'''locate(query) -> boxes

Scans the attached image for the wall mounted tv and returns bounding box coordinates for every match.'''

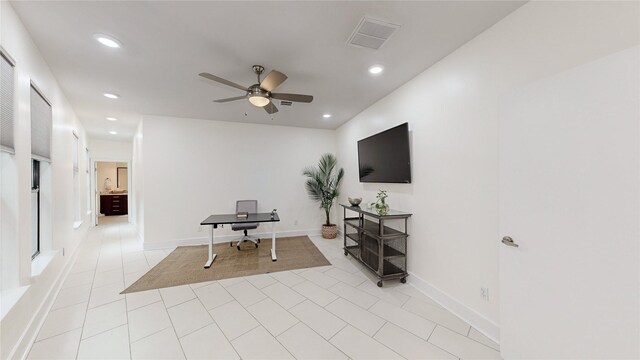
[358,123,411,183]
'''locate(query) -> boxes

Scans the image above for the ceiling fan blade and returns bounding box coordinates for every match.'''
[260,70,287,92]
[264,101,278,114]
[213,95,247,103]
[199,72,247,91]
[271,93,313,103]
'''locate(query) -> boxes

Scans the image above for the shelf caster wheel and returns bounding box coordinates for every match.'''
[236,245,241,251]
[400,277,406,284]
[344,250,348,256]
[377,281,383,288]
[255,243,259,248]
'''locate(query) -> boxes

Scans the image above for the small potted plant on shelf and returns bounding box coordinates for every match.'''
[371,189,390,215]
[303,153,344,239]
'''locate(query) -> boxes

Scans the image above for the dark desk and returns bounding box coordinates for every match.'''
[200,213,280,268]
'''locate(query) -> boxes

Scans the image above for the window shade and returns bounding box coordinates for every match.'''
[72,132,79,172]
[1,51,15,153]
[30,84,52,161]
[72,132,80,221]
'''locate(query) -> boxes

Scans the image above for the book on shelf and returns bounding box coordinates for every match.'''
[236,212,249,219]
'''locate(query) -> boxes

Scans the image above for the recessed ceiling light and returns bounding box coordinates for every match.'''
[106,117,117,121]
[94,34,121,48]
[368,65,384,75]
[109,131,118,135]
[322,114,332,118]
[103,93,119,99]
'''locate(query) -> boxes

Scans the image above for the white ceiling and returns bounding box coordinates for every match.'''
[11,1,525,140]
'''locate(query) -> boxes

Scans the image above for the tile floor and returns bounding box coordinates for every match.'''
[27,216,501,359]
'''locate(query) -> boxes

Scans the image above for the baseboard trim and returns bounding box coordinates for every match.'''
[9,236,84,359]
[408,271,500,344]
[142,229,322,251]
[136,230,144,247]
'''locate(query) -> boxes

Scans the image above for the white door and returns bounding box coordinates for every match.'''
[499,46,639,358]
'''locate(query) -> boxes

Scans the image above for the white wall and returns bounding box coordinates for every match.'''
[140,115,335,248]
[336,0,639,339]
[131,122,143,238]
[88,138,132,161]
[0,2,92,358]
[498,45,639,358]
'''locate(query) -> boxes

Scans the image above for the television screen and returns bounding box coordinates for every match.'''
[358,123,411,183]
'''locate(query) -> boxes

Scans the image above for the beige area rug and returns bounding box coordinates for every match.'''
[121,236,330,294]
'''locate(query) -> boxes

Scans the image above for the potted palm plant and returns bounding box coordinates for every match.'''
[303,153,345,239]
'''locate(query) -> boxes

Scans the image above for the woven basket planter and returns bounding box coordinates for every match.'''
[322,224,338,239]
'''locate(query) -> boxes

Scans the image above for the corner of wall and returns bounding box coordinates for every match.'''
[132,120,144,242]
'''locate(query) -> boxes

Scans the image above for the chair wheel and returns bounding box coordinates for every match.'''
[257,239,261,243]
[344,250,348,256]
[237,245,241,251]
[255,243,258,248]
[400,277,406,284]
[377,281,383,287]
[229,242,233,247]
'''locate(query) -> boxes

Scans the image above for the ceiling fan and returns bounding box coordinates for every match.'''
[199,65,313,114]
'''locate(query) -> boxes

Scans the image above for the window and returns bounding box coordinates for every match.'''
[73,132,80,223]
[32,159,40,258]
[1,47,15,154]
[30,83,50,258]
[30,83,52,162]
[86,148,91,213]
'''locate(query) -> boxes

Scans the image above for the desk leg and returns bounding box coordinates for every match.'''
[270,222,277,261]
[204,225,217,268]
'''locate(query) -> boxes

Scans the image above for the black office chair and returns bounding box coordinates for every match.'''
[231,200,260,250]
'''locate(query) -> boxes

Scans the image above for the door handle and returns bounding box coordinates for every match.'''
[501,236,519,247]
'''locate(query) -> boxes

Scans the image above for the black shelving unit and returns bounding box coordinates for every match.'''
[341,204,412,287]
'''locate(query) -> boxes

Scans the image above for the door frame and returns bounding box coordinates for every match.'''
[91,158,132,226]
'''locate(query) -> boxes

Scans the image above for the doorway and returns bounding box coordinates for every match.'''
[95,161,129,225]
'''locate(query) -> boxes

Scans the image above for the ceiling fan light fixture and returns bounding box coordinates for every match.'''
[248,95,270,107]
[248,86,270,107]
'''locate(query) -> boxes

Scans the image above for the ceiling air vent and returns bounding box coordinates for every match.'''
[347,16,401,50]
[280,100,293,106]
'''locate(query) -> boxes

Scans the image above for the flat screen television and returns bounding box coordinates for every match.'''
[358,123,411,183]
